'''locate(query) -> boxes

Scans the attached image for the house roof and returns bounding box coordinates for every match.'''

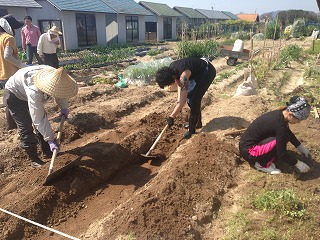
[101,0,152,15]
[237,14,259,22]
[221,11,238,20]
[195,9,230,20]
[46,0,116,13]
[139,1,182,17]
[0,0,41,8]
[173,6,207,19]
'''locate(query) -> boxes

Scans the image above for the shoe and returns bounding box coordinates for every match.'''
[31,158,45,168]
[183,114,199,139]
[254,162,281,175]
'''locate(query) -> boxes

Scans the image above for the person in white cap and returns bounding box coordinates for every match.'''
[3,65,78,167]
[239,96,312,175]
[37,26,62,68]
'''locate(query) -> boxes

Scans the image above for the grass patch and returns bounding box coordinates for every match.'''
[215,71,233,82]
[252,189,306,218]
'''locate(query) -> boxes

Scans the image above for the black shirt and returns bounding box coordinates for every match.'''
[240,109,301,165]
[169,57,208,83]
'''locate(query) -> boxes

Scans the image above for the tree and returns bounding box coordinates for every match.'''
[317,0,320,10]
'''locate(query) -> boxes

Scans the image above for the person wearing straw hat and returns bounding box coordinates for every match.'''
[37,26,62,68]
[239,96,312,175]
[0,14,27,130]
[4,65,78,167]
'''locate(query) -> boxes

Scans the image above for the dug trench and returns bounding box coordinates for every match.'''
[0,82,242,240]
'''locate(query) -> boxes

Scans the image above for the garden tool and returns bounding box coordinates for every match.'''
[43,115,65,185]
[141,124,168,158]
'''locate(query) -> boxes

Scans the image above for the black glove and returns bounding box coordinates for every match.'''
[166,116,174,128]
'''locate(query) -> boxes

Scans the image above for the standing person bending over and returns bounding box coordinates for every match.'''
[155,57,216,139]
[21,16,43,65]
[3,65,78,167]
[37,26,62,68]
[239,96,312,174]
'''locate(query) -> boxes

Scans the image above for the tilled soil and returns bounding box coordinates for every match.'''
[0,39,319,240]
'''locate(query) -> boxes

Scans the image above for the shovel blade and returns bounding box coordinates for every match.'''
[141,153,157,158]
[43,156,82,186]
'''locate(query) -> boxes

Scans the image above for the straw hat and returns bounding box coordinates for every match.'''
[34,67,78,99]
[49,25,62,35]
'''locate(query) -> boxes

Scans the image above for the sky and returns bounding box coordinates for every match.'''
[135,0,319,14]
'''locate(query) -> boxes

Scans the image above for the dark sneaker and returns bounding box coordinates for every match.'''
[31,158,46,168]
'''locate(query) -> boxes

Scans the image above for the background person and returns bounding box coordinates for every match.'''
[239,96,312,174]
[21,16,43,65]
[3,66,78,167]
[0,14,27,130]
[37,26,62,68]
[155,57,216,139]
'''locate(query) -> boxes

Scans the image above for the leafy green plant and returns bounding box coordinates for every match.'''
[215,71,233,82]
[177,39,219,59]
[252,189,306,218]
[291,19,306,38]
[265,19,280,40]
[147,49,162,56]
[274,44,303,69]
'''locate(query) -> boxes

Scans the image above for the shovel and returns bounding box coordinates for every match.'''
[141,124,168,158]
[43,115,70,185]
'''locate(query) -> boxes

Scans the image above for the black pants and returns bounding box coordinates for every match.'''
[44,53,59,68]
[26,44,43,65]
[188,63,216,115]
[6,91,50,152]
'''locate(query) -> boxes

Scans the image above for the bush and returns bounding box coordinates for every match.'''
[265,19,280,40]
[177,40,219,59]
[230,31,250,40]
[292,19,306,38]
[274,44,303,69]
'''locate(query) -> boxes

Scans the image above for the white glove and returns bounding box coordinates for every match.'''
[297,144,310,158]
[295,160,310,173]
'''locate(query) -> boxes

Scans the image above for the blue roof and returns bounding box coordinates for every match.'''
[139,1,182,17]
[102,0,152,15]
[196,9,230,20]
[1,0,41,8]
[47,0,116,13]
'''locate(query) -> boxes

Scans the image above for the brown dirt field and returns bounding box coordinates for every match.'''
[0,38,320,240]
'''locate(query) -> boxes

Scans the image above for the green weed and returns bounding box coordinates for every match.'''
[224,211,251,240]
[273,44,303,69]
[252,189,306,218]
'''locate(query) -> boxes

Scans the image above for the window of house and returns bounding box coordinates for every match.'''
[146,22,156,32]
[126,16,139,42]
[0,9,8,17]
[76,13,97,47]
[163,17,172,39]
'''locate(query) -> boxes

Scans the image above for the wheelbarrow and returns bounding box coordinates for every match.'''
[218,45,250,66]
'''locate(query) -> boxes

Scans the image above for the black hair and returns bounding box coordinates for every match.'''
[155,66,176,89]
[24,16,32,21]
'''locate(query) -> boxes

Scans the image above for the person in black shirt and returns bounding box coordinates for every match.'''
[239,96,312,174]
[155,57,216,138]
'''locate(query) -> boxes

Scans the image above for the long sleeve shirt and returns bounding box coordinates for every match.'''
[37,32,60,55]
[21,24,41,49]
[5,65,68,141]
[0,32,20,80]
[240,110,301,166]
